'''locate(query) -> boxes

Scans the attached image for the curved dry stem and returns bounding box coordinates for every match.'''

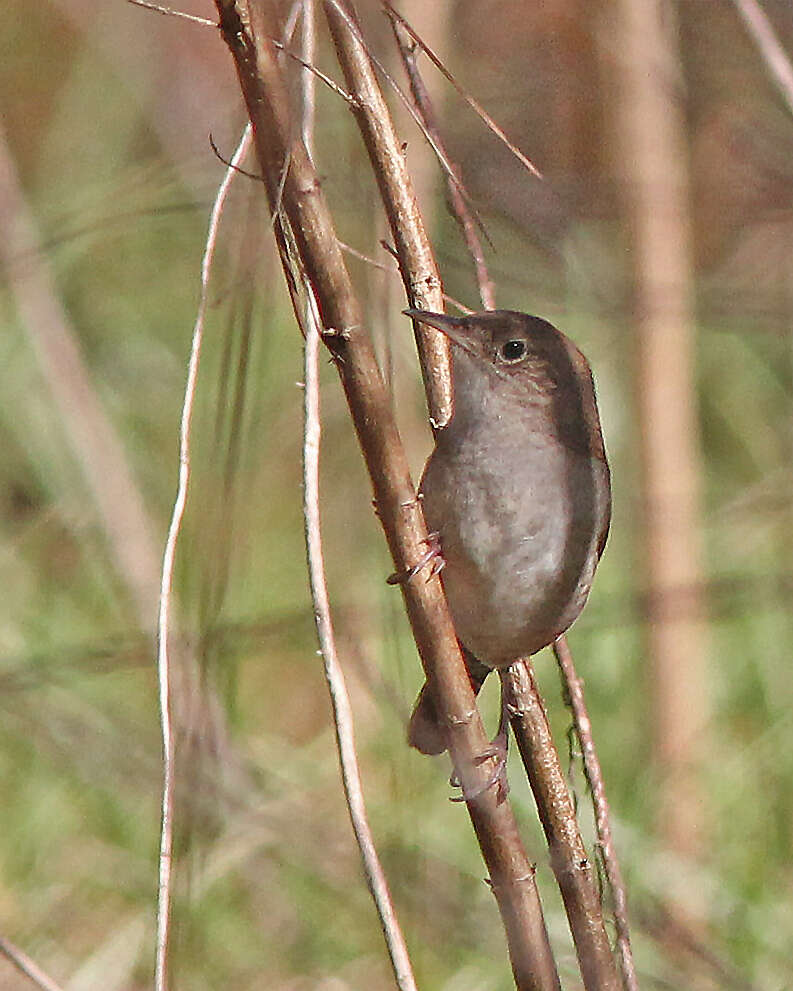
[302,290,418,991]
[154,123,253,991]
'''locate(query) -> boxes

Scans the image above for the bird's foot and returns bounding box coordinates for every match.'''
[386,532,445,585]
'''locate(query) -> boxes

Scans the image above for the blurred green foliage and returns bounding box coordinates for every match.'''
[1,2,793,989]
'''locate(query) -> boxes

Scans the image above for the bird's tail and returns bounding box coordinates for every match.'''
[407,645,491,755]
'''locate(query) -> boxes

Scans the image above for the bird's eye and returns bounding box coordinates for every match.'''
[500,339,526,362]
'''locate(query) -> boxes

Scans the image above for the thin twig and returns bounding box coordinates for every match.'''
[128,0,355,106]
[337,239,473,314]
[504,662,621,991]
[299,16,415,981]
[301,0,317,156]
[326,0,481,207]
[732,0,793,116]
[302,290,418,990]
[271,38,356,105]
[390,17,495,310]
[555,636,639,991]
[128,0,216,27]
[382,2,542,180]
[0,935,66,991]
[154,123,253,991]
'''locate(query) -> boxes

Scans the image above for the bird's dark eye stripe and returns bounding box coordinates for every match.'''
[501,339,526,362]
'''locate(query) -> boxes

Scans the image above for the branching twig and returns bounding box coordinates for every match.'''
[390,15,495,311]
[382,2,542,180]
[322,0,453,428]
[154,123,253,991]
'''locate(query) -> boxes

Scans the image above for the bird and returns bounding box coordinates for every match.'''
[402,308,611,763]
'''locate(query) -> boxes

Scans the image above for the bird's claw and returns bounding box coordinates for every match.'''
[386,532,445,585]
[449,729,510,804]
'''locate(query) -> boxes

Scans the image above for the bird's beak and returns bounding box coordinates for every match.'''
[403,309,477,356]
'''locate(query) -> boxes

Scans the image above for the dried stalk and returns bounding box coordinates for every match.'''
[555,637,638,991]
[612,0,708,887]
[321,0,453,429]
[302,291,418,990]
[215,1,560,986]
[0,123,161,631]
[299,7,416,986]
[390,15,495,311]
[732,0,793,116]
[505,662,621,991]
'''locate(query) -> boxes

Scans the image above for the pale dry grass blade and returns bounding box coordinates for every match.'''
[154,123,253,991]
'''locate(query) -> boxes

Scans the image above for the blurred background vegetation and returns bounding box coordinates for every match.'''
[2,0,793,988]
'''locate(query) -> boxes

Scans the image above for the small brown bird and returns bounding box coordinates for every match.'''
[404,309,611,758]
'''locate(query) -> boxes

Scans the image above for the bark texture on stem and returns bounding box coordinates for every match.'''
[215,1,560,986]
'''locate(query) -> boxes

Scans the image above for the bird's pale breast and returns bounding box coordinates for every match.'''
[421,431,607,667]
